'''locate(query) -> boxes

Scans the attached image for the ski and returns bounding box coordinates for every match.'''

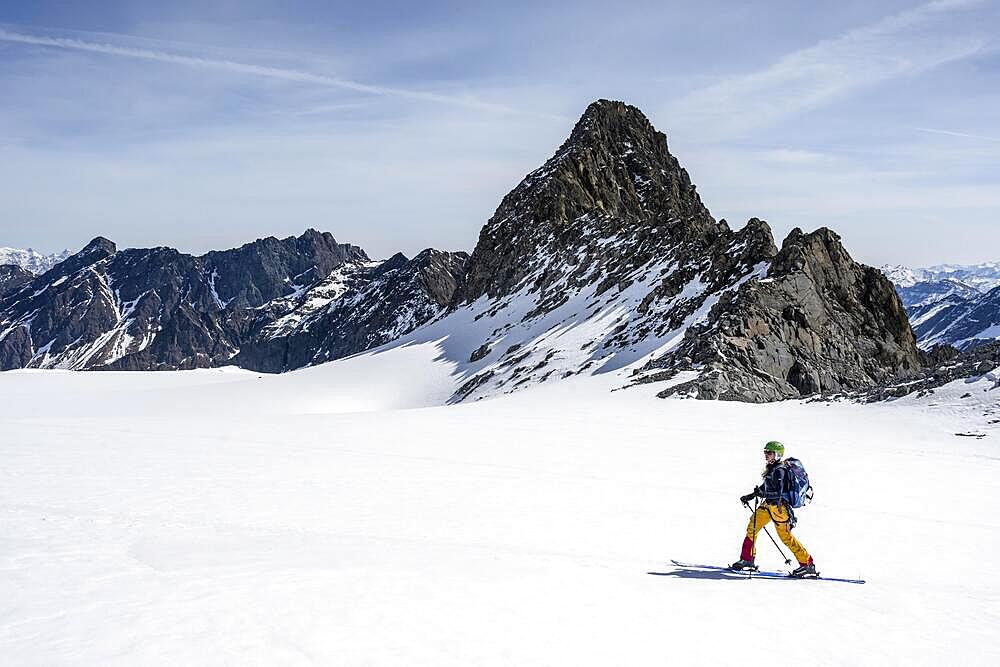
[669,560,866,585]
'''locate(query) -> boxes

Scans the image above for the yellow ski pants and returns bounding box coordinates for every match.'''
[743,503,812,566]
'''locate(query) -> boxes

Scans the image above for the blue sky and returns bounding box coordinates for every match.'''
[1,0,998,266]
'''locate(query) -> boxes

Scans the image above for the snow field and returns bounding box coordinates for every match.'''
[1,357,998,665]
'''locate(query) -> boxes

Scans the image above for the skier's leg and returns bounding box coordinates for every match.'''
[741,505,772,561]
[773,506,812,566]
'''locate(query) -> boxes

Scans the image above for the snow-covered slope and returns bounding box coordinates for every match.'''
[0,354,997,664]
[0,246,71,274]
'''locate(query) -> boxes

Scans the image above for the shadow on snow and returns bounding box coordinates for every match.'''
[647,567,795,582]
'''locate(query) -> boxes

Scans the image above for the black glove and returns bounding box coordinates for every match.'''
[740,493,755,505]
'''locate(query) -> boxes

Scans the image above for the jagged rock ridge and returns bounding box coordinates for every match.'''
[0,231,467,371]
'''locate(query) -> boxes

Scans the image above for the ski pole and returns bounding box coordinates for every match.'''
[749,497,758,579]
[761,525,792,566]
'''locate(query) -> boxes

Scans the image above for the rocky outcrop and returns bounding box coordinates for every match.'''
[638,228,922,401]
[858,341,1000,401]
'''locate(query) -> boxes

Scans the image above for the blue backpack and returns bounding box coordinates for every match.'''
[781,458,813,509]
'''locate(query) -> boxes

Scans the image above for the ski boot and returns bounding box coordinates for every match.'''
[729,559,758,572]
[790,563,818,578]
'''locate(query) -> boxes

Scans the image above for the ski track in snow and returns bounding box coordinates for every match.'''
[0,361,998,665]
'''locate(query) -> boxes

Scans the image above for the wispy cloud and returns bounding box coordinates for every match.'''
[913,126,1000,143]
[0,26,555,118]
[665,0,993,138]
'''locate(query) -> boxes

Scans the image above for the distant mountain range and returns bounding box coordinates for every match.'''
[0,100,948,403]
[881,263,1000,292]
[880,263,1000,350]
[0,247,71,275]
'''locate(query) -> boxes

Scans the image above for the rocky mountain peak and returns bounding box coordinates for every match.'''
[81,236,117,255]
[771,227,853,283]
[564,99,662,152]
[456,99,723,305]
[42,236,117,279]
[372,252,410,277]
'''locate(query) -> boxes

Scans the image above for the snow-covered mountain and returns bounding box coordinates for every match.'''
[0,246,71,274]
[367,100,920,403]
[1,100,922,402]
[894,278,981,309]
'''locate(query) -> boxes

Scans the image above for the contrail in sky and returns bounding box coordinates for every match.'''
[914,127,1000,143]
[0,26,551,118]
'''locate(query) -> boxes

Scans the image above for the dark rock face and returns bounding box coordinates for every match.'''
[639,227,922,401]
[0,265,33,296]
[234,249,469,372]
[202,228,367,309]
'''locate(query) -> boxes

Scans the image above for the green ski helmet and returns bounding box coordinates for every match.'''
[763,441,785,458]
